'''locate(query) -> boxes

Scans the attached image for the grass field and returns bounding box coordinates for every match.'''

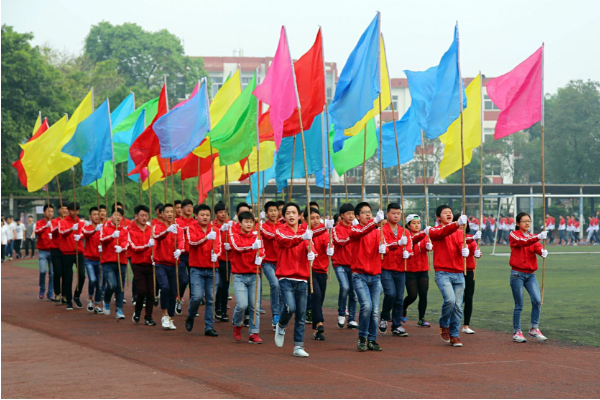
[11,246,600,346]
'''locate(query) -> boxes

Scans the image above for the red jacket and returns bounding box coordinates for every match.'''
[274,224,311,281]
[82,223,101,261]
[58,216,85,255]
[229,229,262,274]
[331,223,353,267]
[127,222,153,265]
[311,229,329,274]
[100,220,129,264]
[407,232,430,273]
[429,222,466,273]
[381,224,413,272]
[509,230,543,273]
[153,221,185,267]
[466,240,478,271]
[177,216,195,253]
[213,220,229,262]
[349,220,386,276]
[35,219,53,251]
[50,218,62,250]
[188,223,221,269]
[260,220,281,263]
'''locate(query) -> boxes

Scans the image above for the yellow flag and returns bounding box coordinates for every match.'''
[213,156,243,187]
[343,35,391,137]
[246,141,277,173]
[32,114,41,136]
[60,91,94,149]
[142,157,166,190]
[439,74,482,179]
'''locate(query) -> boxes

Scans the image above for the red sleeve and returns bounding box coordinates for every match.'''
[274,227,304,248]
[230,233,255,254]
[58,219,73,236]
[429,223,459,241]
[509,231,540,249]
[177,227,185,250]
[153,224,169,241]
[82,225,96,237]
[411,232,427,245]
[332,225,351,247]
[349,220,377,241]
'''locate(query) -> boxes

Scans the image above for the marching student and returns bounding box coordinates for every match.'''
[100,208,129,319]
[34,204,55,300]
[428,205,471,347]
[509,212,549,343]
[558,215,567,245]
[98,205,107,223]
[274,202,314,357]
[573,218,581,245]
[276,200,285,224]
[230,211,264,344]
[152,203,185,330]
[128,205,156,326]
[174,200,183,218]
[58,202,86,310]
[213,201,232,321]
[185,204,221,336]
[50,204,68,305]
[259,201,283,330]
[82,207,103,313]
[567,215,575,244]
[331,204,359,329]
[175,199,195,315]
[379,203,412,337]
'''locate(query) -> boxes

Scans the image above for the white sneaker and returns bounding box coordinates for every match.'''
[337,316,345,328]
[168,318,177,330]
[348,321,358,329]
[293,346,309,357]
[87,300,94,312]
[462,327,475,334]
[528,328,547,341]
[274,324,286,348]
[161,316,171,329]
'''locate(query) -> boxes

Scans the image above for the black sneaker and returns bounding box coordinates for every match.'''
[132,297,136,306]
[175,301,182,315]
[54,297,61,305]
[144,317,156,326]
[317,325,325,334]
[185,317,194,332]
[219,314,230,322]
[357,336,368,352]
[204,329,218,337]
[61,298,67,305]
[73,298,83,309]
[153,297,159,307]
[132,311,141,324]
[306,309,313,324]
[367,340,382,351]
[243,317,249,327]
[215,312,223,320]
[66,303,74,311]
[313,332,326,341]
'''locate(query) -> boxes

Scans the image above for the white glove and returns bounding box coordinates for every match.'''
[146,221,151,226]
[255,255,263,265]
[398,236,408,246]
[473,231,482,240]
[402,250,409,259]
[379,244,387,254]
[374,210,385,224]
[480,224,485,230]
[426,242,433,251]
[251,239,262,250]
[98,245,102,253]
[85,220,91,226]
[211,251,218,263]
[424,226,431,235]
[115,245,123,253]
[112,230,120,238]
[474,249,482,258]
[461,247,470,257]
[302,230,313,240]
[74,234,81,242]
[220,223,230,232]
[167,224,178,234]
[147,238,155,247]
[206,231,217,241]
[71,224,79,231]
[173,249,182,259]
[541,249,548,258]
[352,219,359,226]
[48,233,52,240]
[457,215,468,226]
[224,243,231,251]
[326,246,334,256]
[307,252,316,261]
[95,223,103,232]
[260,211,266,220]
[46,220,52,227]
[537,231,548,240]
[324,219,334,230]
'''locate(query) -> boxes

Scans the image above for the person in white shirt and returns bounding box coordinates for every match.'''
[4,217,15,260]
[14,219,26,259]
[1,220,9,262]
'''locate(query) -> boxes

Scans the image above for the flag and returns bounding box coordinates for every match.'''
[113,97,159,164]
[315,113,332,188]
[252,26,298,149]
[155,79,211,161]
[209,72,258,166]
[378,105,422,168]
[329,13,380,131]
[405,24,465,139]
[141,156,165,190]
[12,114,49,188]
[487,45,543,140]
[111,93,135,128]
[62,99,113,186]
[124,111,147,182]
[329,118,378,176]
[246,154,277,204]
[61,90,94,148]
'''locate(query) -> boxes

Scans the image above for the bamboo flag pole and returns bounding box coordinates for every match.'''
[209,144,217,317]
[70,165,80,293]
[148,168,156,301]
[288,135,297,203]
[95,180,103,285]
[138,179,142,204]
[170,159,180,301]
[343,173,349,203]
[383,168,390,205]
[325,105,334,284]
[56,176,63,214]
[361,124,367,203]
[377,14,384,260]
[420,130,433,272]
[253,90,261,326]
[457,22,467,276]
[107,99,124,292]
[121,164,126,209]
[540,44,547,305]
[224,164,230,282]
[475,72,485,281]
[104,178,107,206]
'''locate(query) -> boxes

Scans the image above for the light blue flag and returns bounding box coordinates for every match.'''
[246,155,277,204]
[404,25,466,139]
[315,113,332,188]
[376,105,422,168]
[125,111,146,183]
[111,93,135,128]
[155,79,210,161]
[62,100,113,186]
[329,13,380,131]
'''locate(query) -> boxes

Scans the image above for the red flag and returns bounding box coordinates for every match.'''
[129,84,168,175]
[12,118,49,188]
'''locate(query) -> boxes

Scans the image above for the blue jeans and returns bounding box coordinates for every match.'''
[352,273,383,341]
[232,273,261,334]
[559,230,566,244]
[38,250,54,296]
[334,265,357,322]
[262,263,283,316]
[6,241,14,258]
[102,263,126,311]
[188,267,219,331]
[85,259,102,304]
[278,279,308,347]
[435,271,465,338]
[155,264,177,317]
[510,270,541,333]
[380,269,405,329]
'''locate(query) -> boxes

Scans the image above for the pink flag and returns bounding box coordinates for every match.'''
[487,45,543,140]
[253,26,299,149]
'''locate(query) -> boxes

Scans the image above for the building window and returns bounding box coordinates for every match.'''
[484,94,500,111]
[241,77,252,90]
[210,77,223,98]
[385,95,398,111]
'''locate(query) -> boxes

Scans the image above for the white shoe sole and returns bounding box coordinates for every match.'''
[293,352,309,357]
[462,329,475,334]
[529,334,547,341]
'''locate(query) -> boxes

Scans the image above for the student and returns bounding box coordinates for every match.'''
[185,204,221,336]
[259,201,283,330]
[4,216,15,260]
[276,200,285,224]
[558,215,567,245]
[331,204,359,329]
[153,203,185,330]
[153,203,164,226]
[402,214,432,327]
[25,215,36,258]
[567,216,575,244]
[82,207,103,313]
[379,203,412,337]
[50,204,68,304]
[213,201,232,321]
[128,205,156,326]
[509,212,548,342]
[174,200,183,218]
[428,205,470,347]
[13,219,26,259]
[175,199,195,315]
[573,218,581,245]
[1,220,7,262]
[274,203,314,357]
[98,205,108,223]
[100,208,129,319]
[35,205,55,300]
[58,202,86,310]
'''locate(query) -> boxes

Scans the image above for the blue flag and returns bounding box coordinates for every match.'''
[111,93,135,127]
[377,105,422,168]
[329,13,380,131]
[155,79,210,161]
[246,155,277,204]
[404,25,465,139]
[62,100,113,186]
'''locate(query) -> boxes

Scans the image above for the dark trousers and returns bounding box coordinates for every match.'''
[132,264,155,318]
[403,271,429,320]
[62,253,85,303]
[1,244,5,260]
[215,260,231,314]
[14,239,22,258]
[310,272,327,329]
[178,254,190,300]
[463,270,475,326]
[25,238,36,257]
[156,264,177,317]
[51,249,64,297]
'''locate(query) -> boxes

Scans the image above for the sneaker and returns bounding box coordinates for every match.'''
[378,319,388,334]
[293,346,309,357]
[440,327,450,343]
[367,340,382,351]
[94,306,103,314]
[161,316,171,329]
[417,319,431,327]
[154,297,159,307]
[313,332,326,341]
[392,326,409,337]
[249,334,263,344]
[73,298,83,309]
[357,336,368,352]
[450,337,463,347]
[347,321,358,329]
[205,329,218,337]
[259,308,266,314]
[132,297,136,306]
[233,326,242,341]
[528,328,547,341]
[168,318,177,330]
[271,314,280,331]
[513,331,527,343]
[66,303,73,311]
[61,297,67,305]
[337,316,345,329]
[215,312,223,320]
[219,314,230,322]
[132,312,140,324]
[345,308,349,316]
[123,298,126,304]
[103,302,111,316]
[400,315,408,323]
[305,309,313,324]
[87,300,94,312]
[144,317,157,326]
[243,317,250,327]
[116,310,125,320]
[227,296,232,300]
[47,294,54,301]
[274,324,286,348]
[175,300,183,315]
[185,317,194,332]
[462,327,475,334]
[38,289,45,300]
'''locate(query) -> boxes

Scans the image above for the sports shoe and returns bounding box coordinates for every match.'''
[62,297,68,305]
[305,309,313,324]
[348,321,358,329]
[367,340,382,351]
[132,297,136,306]
[462,327,475,334]
[259,308,266,314]
[161,316,171,329]
[47,294,54,301]
[417,319,431,327]
[205,329,218,337]
[227,296,232,300]
[144,317,156,326]
[513,331,527,343]
[243,316,250,327]
[357,336,368,352]
[249,334,263,344]
[73,298,83,308]
[103,302,111,316]
[440,327,450,343]
[400,314,408,323]
[274,324,286,348]
[313,332,326,341]
[271,314,280,331]
[116,310,125,320]
[233,326,242,341]
[38,290,45,300]
[219,314,230,322]
[168,318,177,330]
[154,297,159,307]
[123,298,126,304]
[185,317,194,332]
[66,303,73,311]
[337,316,345,329]
[87,300,94,312]
[450,337,463,347]
[345,308,349,316]
[132,311,140,324]
[528,328,547,341]
[378,319,388,334]
[54,296,62,305]
[94,306,103,314]
[392,326,409,337]
[293,346,309,357]
[175,300,183,315]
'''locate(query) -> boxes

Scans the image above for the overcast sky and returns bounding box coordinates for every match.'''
[3,0,599,93]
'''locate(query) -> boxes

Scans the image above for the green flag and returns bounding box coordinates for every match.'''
[330,118,377,176]
[208,72,257,166]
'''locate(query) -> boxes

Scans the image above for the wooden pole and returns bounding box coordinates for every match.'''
[148,170,156,301]
[56,176,63,212]
[420,130,433,272]
[106,100,123,292]
[288,135,296,203]
[297,108,314,294]
[361,124,367,203]
[209,145,217,318]
[138,179,142,205]
[383,168,390,205]
[253,99,261,326]
[121,163,126,210]
[71,167,80,293]
[323,106,333,283]
[169,159,180,302]
[378,95,384,260]
[343,173,349,203]
[475,73,484,281]
[457,22,467,275]
[95,180,103,286]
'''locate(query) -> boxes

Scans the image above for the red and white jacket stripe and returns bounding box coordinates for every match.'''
[152,221,185,267]
[509,230,543,273]
[82,223,101,261]
[99,220,129,264]
[381,224,413,272]
[331,223,353,267]
[428,222,466,273]
[187,223,221,269]
[229,229,263,274]
[34,219,53,251]
[349,220,385,275]
[260,221,281,263]
[127,222,153,265]
[58,216,85,255]
[274,224,312,281]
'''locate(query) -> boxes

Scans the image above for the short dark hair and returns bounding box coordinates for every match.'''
[238,211,255,223]
[309,201,319,208]
[304,207,320,220]
[387,202,401,212]
[236,202,250,214]
[436,205,452,217]
[163,203,174,210]
[67,202,80,211]
[264,201,278,213]
[99,204,107,210]
[89,207,98,215]
[275,200,285,208]
[214,201,226,213]
[155,203,164,212]
[282,202,301,216]
[174,200,182,206]
[516,212,530,224]
[194,204,211,215]
[134,205,150,215]
[113,208,124,216]
[354,202,371,216]
[43,204,54,212]
[333,213,339,222]
[339,203,354,215]
[181,199,193,207]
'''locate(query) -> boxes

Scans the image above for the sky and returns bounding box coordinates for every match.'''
[2,0,599,93]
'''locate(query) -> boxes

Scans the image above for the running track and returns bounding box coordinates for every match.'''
[2,261,599,398]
